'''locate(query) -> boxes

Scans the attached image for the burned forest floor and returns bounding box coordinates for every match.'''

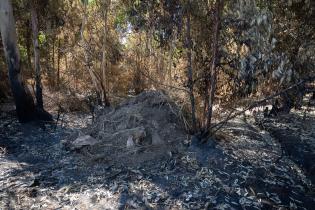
[0,91,315,210]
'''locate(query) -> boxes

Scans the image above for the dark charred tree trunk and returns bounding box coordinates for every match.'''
[186,12,197,133]
[0,0,36,122]
[205,0,223,134]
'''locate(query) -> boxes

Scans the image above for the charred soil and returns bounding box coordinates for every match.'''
[0,91,314,209]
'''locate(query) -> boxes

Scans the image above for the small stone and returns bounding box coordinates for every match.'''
[152,131,164,145]
[71,135,99,150]
[127,136,135,148]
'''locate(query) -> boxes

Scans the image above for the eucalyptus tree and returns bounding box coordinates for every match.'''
[30,0,44,110]
[0,0,52,122]
[0,0,36,122]
[219,0,315,110]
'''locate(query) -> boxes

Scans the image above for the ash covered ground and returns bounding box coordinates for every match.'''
[0,91,314,209]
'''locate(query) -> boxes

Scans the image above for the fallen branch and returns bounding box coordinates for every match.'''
[209,78,313,133]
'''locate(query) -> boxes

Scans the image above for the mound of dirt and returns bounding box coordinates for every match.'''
[65,90,187,167]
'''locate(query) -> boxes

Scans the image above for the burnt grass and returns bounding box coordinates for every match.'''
[261,114,315,185]
[0,109,315,209]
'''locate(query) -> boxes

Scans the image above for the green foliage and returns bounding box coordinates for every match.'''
[18,44,28,63]
[81,0,88,5]
[5,0,313,110]
[114,7,128,31]
[80,0,96,6]
[38,31,46,46]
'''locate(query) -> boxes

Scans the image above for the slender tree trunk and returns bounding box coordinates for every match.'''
[65,53,68,71]
[45,40,53,89]
[101,0,110,106]
[30,2,44,109]
[0,0,36,122]
[186,12,197,133]
[168,34,175,86]
[25,20,33,75]
[203,76,210,127]
[205,0,224,133]
[57,38,61,89]
[52,35,56,88]
[80,2,102,104]
[134,43,142,94]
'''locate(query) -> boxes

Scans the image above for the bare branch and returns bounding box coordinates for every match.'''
[210,78,313,132]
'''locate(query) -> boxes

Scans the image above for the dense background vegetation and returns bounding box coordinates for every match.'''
[0,0,314,131]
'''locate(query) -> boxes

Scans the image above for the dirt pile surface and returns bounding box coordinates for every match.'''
[65,90,187,166]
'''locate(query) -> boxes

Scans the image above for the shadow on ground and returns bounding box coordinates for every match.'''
[1,110,315,209]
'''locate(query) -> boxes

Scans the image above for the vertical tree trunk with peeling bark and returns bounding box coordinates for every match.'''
[30,2,43,109]
[186,12,197,133]
[0,0,36,122]
[205,0,224,133]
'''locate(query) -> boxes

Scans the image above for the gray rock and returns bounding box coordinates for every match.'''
[126,136,135,148]
[113,126,146,144]
[71,135,99,150]
[152,131,164,145]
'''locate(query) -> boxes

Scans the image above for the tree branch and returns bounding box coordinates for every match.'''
[210,78,314,132]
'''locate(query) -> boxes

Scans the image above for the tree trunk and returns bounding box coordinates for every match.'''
[186,12,197,133]
[205,0,224,133]
[65,53,68,72]
[134,43,142,94]
[80,2,102,104]
[30,2,43,109]
[57,38,61,89]
[25,20,33,76]
[168,34,175,86]
[100,0,110,106]
[0,0,36,122]
[52,35,56,88]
